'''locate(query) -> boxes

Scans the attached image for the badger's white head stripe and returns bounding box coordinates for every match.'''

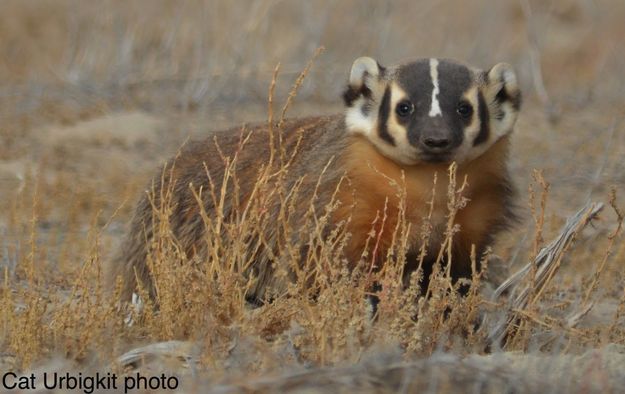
[428,58,442,118]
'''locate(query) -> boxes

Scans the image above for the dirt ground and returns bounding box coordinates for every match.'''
[1,1,625,392]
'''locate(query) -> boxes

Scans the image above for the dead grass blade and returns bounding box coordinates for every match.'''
[485,200,604,347]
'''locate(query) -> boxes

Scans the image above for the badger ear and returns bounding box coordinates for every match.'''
[485,63,521,111]
[344,57,385,106]
[349,57,381,88]
[483,63,522,138]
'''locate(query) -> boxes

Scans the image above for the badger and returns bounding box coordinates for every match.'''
[108,56,521,305]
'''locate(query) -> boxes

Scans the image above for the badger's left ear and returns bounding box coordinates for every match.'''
[484,63,522,136]
[484,63,521,112]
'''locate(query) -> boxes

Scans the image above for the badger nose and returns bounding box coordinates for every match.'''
[423,136,451,149]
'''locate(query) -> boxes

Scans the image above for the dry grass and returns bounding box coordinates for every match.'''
[1,1,625,392]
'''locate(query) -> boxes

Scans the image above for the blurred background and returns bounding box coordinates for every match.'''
[2,0,624,102]
[1,0,624,283]
[1,1,623,159]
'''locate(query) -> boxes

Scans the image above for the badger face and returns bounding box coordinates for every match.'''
[343,57,521,165]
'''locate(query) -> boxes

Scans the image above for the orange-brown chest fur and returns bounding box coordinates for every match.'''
[335,135,511,270]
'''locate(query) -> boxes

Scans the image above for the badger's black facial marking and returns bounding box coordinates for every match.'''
[377,85,395,145]
[395,59,473,153]
[436,60,472,119]
[474,91,490,146]
[395,61,433,118]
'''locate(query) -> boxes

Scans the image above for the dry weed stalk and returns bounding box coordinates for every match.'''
[485,200,604,348]
[581,188,623,307]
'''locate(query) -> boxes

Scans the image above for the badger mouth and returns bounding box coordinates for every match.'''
[417,150,455,164]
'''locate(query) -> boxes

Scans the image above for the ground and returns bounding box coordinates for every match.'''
[1,1,625,392]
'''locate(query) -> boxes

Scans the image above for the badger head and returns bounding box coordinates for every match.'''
[343,57,521,165]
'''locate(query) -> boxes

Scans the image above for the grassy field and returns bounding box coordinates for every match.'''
[1,0,625,392]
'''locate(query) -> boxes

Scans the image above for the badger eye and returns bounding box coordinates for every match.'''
[456,101,473,118]
[395,100,414,117]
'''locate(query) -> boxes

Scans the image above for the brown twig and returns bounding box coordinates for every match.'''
[485,200,604,347]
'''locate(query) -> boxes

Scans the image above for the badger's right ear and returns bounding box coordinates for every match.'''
[343,57,385,107]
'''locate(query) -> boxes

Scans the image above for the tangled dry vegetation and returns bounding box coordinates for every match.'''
[2,1,625,392]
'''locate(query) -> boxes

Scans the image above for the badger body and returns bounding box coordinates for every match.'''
[109,57,521,303]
